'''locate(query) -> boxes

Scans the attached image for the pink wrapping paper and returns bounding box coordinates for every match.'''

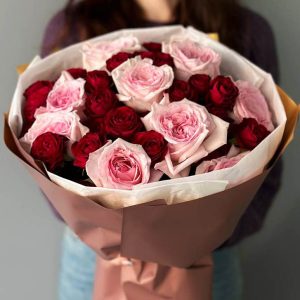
[4,87,299,299]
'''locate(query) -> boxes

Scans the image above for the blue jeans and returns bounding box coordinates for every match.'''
[58,227,243,300]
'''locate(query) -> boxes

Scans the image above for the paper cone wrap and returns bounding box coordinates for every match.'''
[4,26,299,299]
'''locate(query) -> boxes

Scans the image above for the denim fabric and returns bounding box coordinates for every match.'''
[59,227,242,300]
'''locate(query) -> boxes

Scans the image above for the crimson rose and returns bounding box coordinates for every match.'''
[231,118,270,150]
[66,68,87,79]
[106,52,133,72]
[85,88,118,118]
[207,105,232,123]
[85,70,111,94]
[188,74,211,102]
[87,117,106,137]
[138,51,174,67]
[132,130,168,165]
[142,42,162,52]
[207,76,239,110]
[168,80,189,102]
[105,106,143,140]
[30,132,65,171]
[71,132,104,168]
[23,80,54,123]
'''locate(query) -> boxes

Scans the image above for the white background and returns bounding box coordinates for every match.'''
[0,0,299,299]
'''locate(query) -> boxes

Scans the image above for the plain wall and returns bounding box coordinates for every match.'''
[0,1,299,299]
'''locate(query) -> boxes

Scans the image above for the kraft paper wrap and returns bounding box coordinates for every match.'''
[4,86,299,300]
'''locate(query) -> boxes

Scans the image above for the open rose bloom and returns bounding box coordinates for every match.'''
[5,26,299,300]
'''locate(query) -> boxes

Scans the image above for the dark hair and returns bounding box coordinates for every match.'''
[60,0,243,52]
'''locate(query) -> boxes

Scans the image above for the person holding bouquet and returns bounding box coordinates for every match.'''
[41,0,282,299]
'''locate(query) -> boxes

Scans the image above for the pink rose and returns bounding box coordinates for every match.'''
[233,81,274,131]
[82,36,141,71]
[86,139,151,190]
[196,149,249,174]
[21,111,89,148]
[36,71,85,115]
[112,57,174,112]
[142,96,229,177]
[163,36,221,81]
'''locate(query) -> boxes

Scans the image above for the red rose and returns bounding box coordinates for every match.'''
[231,118,270,150]
[168,80,189,102]
[188,74,211,102]
[207,76,239,110]
[85,70,111,94]
[105,106,143,140]
[202,144,231,161]
[132,130,168,165]
[106,52,133,72]
[85,88,118,118]
[66,68,87,79]
[30,132,65,171]
[152,52,174,67]
[207,105,232,123]
[87,117,106,137]
[142,42,162,52]
[23,81,54,123]
[138,51,155,60]
[71,133,104,168]
[137,51,174,67]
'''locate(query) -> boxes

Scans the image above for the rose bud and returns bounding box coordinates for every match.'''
[207,76,239,110]
[105,106,143,140]
[30,132,65,171]
[23,80,54,124]
[132,130,168,165]
[188,74,211,102]
[85,88,118,118]
[231,118,270,150]
[142,42,162,52]
[66,68,87,79]
[71,132,104,169]
[85,70,111,94]
[106,52,133,72]
[168,80,189,102]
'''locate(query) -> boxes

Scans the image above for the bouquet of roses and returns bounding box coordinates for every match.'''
[5,26,299,300]
[15,29,284,208]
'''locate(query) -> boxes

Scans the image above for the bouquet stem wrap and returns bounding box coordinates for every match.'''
[93,255,213,300]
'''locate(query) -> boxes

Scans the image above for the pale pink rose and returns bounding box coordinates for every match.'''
[142,97,229,178]
[112,57,174,112]
[86,139,151,190]
[233,80,274,131]
[35,71,85,115]
[162,36,221,81]
[82,35,141,71]
[196,150,249,174]
[21,111,89,148]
